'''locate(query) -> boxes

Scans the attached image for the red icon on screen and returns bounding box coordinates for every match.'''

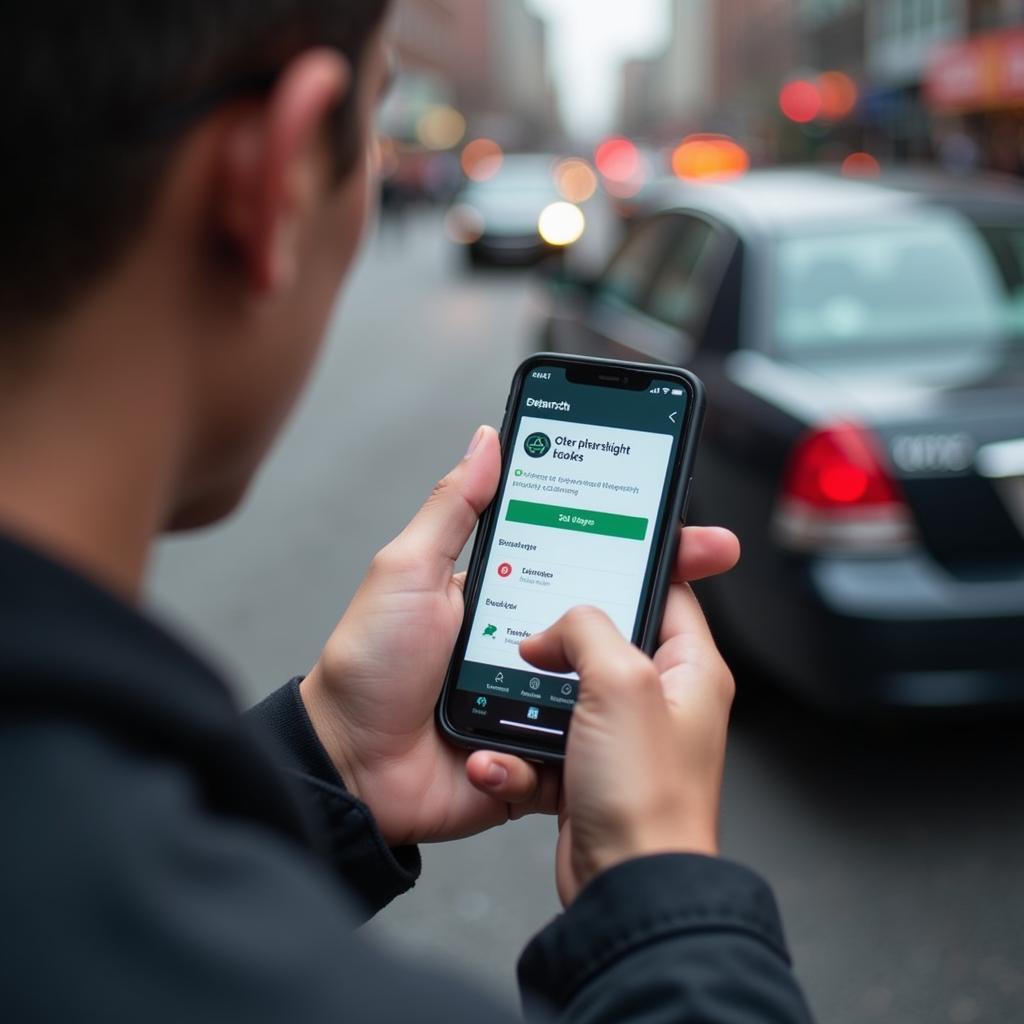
[497,562,513,578]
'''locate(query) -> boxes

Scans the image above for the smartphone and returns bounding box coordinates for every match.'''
[437,353,706,762]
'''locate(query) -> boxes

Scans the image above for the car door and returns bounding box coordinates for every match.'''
[543,213,675,360]
[563,212,734,368]
[639,214,730,366]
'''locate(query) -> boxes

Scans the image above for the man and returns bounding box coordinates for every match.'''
[1,3,815,1022]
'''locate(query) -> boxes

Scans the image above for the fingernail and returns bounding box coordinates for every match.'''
[485,763,508,787]
[464,425,486,460]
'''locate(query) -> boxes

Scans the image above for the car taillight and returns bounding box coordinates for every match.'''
[774,423,915,553]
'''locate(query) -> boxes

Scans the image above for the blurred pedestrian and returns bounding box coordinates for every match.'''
[0,3,814,1022]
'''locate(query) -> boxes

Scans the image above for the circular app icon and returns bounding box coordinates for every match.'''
[497,562,513,578]
[523,432,551,458]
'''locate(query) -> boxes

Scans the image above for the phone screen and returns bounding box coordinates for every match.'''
[444,360,692,753]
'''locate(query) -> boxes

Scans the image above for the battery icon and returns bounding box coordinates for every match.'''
[671,388,684,396]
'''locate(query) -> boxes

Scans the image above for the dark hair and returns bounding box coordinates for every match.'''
[0,1,390,330]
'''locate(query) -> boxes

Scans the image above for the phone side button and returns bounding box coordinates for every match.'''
[680,477,694,523]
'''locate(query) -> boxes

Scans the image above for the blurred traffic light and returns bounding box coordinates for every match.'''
[818,71,859,121]
[779,80,822,124]
[672,135,749,183]
[780,72,858,125]
[594,137,640,182]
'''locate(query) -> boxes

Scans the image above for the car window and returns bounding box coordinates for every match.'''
[773,214,1006,353]
[977,224,1024,333]
[645,217,716,329]
[596,217,675,311]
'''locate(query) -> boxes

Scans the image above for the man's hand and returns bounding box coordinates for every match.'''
[518,587,735,906]
[301,425,740,849]
[301,426,557,846]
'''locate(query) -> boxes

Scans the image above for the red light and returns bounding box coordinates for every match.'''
[779,80,822,124]
[842,152,881,178]
[819,464,870,504]
[818,71,859,120]
[783,424,903,510]
[594,137,640,182]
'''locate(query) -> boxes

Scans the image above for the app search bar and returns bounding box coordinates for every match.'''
[506,499,648,541]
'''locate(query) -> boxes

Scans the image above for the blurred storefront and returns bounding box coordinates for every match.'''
[926,19,1024,174]
[863,0,966,164]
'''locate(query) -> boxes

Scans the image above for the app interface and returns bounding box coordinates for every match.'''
[453,366,688,739]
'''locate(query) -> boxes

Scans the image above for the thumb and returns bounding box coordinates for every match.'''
[521,606,660,711]
[384,426,501,588]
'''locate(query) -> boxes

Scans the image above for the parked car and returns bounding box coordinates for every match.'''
[446,154,584,267]
[540,168,1024,708]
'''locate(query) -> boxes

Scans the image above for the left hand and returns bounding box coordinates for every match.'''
[301,425,740,848]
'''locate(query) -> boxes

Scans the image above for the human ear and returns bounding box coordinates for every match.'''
[217,48,351,296]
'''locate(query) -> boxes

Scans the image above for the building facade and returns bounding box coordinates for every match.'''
[382,0,559,148]
[712,0,798,161]
[799,0,867,74]
[861,0,967,161]
[380,0,460,143]
[617,0,715,140]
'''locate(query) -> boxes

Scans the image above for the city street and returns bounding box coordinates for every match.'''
[148,212,1024,1024]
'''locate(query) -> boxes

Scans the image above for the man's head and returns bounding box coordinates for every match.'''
[1,2,392,529]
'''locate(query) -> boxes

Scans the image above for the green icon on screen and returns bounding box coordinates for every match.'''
[482,624,498,638]
[524,432,551,458]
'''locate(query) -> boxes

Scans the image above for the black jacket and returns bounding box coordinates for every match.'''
[0,533,815,1022]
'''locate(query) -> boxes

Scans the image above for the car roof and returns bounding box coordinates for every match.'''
[645,167,1024,238]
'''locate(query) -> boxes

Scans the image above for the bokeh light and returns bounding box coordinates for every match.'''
[538,202,586,247]
[416,106,466,151]
[779,80,822,124]
[818,71,859,121]
[672,134,750,183]
[461,138,504,181]
[842,152,882,178]
[443,203,486,244]
[554,158,598,203]
[594,137,640,182]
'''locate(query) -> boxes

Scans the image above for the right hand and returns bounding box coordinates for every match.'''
[519,581,736,907]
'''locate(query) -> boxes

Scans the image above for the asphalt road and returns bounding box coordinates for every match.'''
[148,210,1024,1024]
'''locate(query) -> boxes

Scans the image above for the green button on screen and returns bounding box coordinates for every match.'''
[506,499,648,541]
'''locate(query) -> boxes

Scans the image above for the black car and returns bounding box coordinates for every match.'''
[540,168,1024,708]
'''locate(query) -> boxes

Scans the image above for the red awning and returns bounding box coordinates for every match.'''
[925,28,1024,113]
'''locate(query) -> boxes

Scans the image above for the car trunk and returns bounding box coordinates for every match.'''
[793,345,1024,575]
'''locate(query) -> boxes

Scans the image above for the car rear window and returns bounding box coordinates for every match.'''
[773,215,1009,354]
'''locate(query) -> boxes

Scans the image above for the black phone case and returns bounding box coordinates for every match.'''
[436,352,707,762]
